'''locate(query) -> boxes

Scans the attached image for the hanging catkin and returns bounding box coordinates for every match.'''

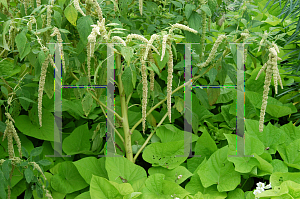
[92,0,103,21]
[74,0,86,16]
[149,51,155,91]
[141,58,147,134]
[200,12,206,61]
[167,41,173,123]
[198,34,226,68]
[139,0,143,15]
[38,49,51,127]
[50,27,66,73]
[86,0,92,15]
[255,47,283,132]
[36,0,41,7]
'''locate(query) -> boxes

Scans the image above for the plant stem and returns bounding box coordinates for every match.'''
[133,111,168,163]
[116,54,133,162]
[86,89,123,121]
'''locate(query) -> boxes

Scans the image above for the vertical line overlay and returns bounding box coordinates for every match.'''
[176,43,201,158]
[46,43,70,157]
[99,43,122,157]
[228,43,254,158]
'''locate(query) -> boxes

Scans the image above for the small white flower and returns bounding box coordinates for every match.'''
[177,175,182,179]
[256,182,265,189]
[265,183,272,189]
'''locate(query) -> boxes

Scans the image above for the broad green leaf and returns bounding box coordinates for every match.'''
[24,168,34,183]
[207,87,220,106]
[156,124,198,143]
[38,50,46,66]
[121,67,133,97]
[200,5,212,17]
[82,92,93,116]
[142,140,188,169]
[194,130,218,158]
[149,62,161,78]
[255,180,300,198]
[271,159,288,173]
[30,146,43,157]
[19,43,31,61]
[0,0,7,9]
[188,12,202,31]
[105,156,147,184]
[1,86,8,97]
[141,173,190,199]
[227,188,244,199]
[74,191,91,199]
[280,122,300,145]
[15,108,55,141]
[121,46,134,64]
[77,16,93,45]
[152,51,169,70]
[277,139,300,170]
[175,96,184,113]
[225,134,260,173]
[198,146,241,192]
[0,59,14,78]
[109,181,134,196]
[73,157,108,184]
[246,91,297,118]
[62,123,91,155]
[15,31,27,55]
[208,68,218,85]
[270,172,300,188]
[51,161,88,194]
[129,64,137,88]
[54,10,62,28]
[185,4,195,19]
[64,5,78,26]
[44,65,54,99]
[90,175,122,199]
[148,166,192,185]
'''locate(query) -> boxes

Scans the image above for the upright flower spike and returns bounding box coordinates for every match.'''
[141,58,148,134]
[38,49,51,127]
[74,0,86,16]
[167,41,173,123]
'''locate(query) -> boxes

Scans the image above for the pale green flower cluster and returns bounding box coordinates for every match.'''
[38,51,51,127]
[50,27,66,73]
[74,0,86,16]
[197,34,227,68]
[256,47,283,132]
[2,119,22,159]
[167,41,173,123]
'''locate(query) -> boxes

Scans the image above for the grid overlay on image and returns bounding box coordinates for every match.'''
[47,42,254,158]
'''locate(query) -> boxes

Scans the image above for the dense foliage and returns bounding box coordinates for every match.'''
[0,0,299,198]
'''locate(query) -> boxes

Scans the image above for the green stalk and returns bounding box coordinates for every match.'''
[116,54,133,162]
